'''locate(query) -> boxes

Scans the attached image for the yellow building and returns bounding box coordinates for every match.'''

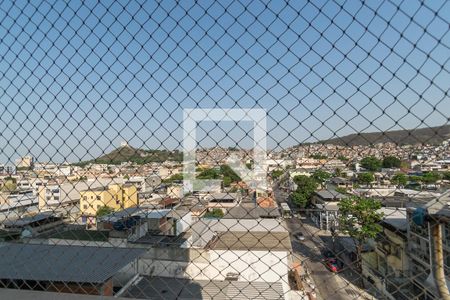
[80,184,138,223]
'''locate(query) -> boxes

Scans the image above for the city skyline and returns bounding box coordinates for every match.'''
[0,0,449,163]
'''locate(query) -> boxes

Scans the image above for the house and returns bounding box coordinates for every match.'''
[167,184,184,199]
[310,189,346,231]
[329,177,353,190]
[38,178,125,210]
[97,207,192,243]
[3,211,63,238]
[80,183,138,225]
[257,196,277,208]
[206,192,241,211]
[187,218,292,295]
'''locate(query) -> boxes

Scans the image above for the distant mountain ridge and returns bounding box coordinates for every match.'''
[75,145,183,166]
[73,125,450,166]
[321,125,450,146]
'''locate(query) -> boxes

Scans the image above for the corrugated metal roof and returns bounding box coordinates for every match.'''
[3,211,56,227]
[123,276,284,300]
[0,243,144,283]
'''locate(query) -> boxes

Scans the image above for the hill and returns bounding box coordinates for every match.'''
[74,145,183,166]
[321,125,450,146]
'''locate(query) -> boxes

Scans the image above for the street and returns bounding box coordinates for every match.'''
[273,186,373,300]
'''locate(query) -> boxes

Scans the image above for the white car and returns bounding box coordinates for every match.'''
[294,232,305,241]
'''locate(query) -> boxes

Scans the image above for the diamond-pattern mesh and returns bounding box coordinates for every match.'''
[0,0,449,299]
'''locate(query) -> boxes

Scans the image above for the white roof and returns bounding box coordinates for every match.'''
[190,218,288,248]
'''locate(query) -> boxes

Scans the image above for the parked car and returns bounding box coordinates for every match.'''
[324,258,341,272]
[294,232,305,241]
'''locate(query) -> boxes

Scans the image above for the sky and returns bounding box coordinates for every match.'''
[0,0,449,164]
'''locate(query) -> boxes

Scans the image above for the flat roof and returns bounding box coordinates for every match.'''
[123,276,284,300]
[0,243,144,283]
[132,232,190,247]
[223,206,280,219]
[191,218,288,248]
[99,207,172,222]
[210,231,291,251]
[379,207,408,231]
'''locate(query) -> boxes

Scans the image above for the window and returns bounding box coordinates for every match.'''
[83,204,87,209]
[96,195,101,200]
[83,196,87,201]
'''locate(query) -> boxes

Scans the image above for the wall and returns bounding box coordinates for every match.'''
[137,249,289,295]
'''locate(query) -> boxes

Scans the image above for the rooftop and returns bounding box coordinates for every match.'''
[210,231,291,251]
[40,229,110,242]
[315,189,346,201]
[191,218,288,248]
[379,207,408,232]
[223,205,280,219]
[0,243,144,283]
[3,211,60,227]
[123,276,284,300]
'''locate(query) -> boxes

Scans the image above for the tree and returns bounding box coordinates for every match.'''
[422,172,441,184]
[204,208,224,218]
[443,171,450,181]
[338,196,383,271]
[334,167,343,177]
[337,155,349,162]
[1,181,16,192]
[311,169,332,184]
[222,176,232,187]
[409,175,422,183]
[290,175,318,208]
[96,206,115,217]
[219,165,241,182]
[391,173,408,187]
[293,175,318,196]
[163,173,184,183]
[309,154,327,159]
[357,172,374,186]
[197,168,220,179]
[290,191,309,208]
[382,156,401,168]
[271,169,284,179]
[360,156,382,171]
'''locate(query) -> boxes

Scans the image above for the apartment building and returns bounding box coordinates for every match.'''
[362,208,411,300]
[80,184,138,225]
[15,156,33,169]
[406,199,450,300]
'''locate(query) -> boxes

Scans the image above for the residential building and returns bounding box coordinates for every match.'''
[362,208,411,300]
[15,156,33,169]
[167,184,183,199]
[3,211,63,238]
[80,183,138,225]
[38,178,124,211]
[206,192,241,211]
[406,197,450,299]
[310,189,346,231]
